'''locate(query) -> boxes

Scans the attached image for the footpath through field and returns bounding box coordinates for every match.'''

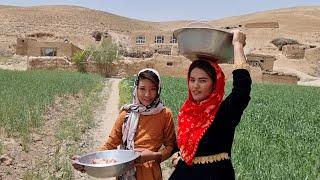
[92,78,121,150]
[75,78,120,180]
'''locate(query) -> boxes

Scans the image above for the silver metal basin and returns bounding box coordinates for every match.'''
[173,27,234,63]
[75,150,140,178]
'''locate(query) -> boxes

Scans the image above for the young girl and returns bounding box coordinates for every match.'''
[103,68,175,180]
[73,68,176,180]
[169,30,251,179]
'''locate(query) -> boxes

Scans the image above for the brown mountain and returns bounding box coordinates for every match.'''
[0,5,162,50]
[0,5,319,77]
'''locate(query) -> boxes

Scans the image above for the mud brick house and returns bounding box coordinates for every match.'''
[246,53,276,72]
[129,31,177,55]
[244,22,279,28]
[281,44,305,59]
[16,38,82,59]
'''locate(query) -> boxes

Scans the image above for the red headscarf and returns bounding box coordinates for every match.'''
[177,60,225,165]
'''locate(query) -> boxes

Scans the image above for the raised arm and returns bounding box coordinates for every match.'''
[223,30,252,126]
[232,29,247,66]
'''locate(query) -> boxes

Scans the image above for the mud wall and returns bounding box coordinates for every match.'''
[244,22,279,28]
[262,72,299,84]
[282,44,305,59]
[27,55,299,85]
[27,57,77,71]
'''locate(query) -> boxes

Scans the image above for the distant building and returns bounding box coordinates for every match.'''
[246,53,276,72]
[281,44,305,59]
[244,22,279,28]
[16,38,82,59]
[129,31,177,55]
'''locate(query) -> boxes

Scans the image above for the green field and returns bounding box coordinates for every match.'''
[0,69,103,145]
[120,76,320,179]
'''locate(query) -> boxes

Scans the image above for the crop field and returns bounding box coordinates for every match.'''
[119,76,320,180]
[0,69,103,146]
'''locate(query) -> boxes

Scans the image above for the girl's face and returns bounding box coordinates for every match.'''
[188,67,214,103]
[137,78,158,106]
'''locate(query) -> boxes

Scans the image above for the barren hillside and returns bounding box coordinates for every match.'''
[0,5,319,77]
[208,7,320,50]
[161,6,320,78]
[0,5,160,50]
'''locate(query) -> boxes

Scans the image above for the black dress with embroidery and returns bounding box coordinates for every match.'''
[169,69,252,180]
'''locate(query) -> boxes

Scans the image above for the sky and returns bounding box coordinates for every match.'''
[1,0,320,22]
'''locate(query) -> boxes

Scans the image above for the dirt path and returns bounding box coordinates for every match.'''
[92,78,121,149]
[75,78,121,180]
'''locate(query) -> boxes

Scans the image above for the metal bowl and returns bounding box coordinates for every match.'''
[75,150,140,178]
[173,25,234,63]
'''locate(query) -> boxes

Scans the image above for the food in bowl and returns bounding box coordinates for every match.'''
[74,150,140,178]
[91,158,118,165]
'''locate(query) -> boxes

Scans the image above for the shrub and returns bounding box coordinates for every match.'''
[91,31,102,41]
[73,41,119,76]
[91,41,119,77]
[72,50,90,72]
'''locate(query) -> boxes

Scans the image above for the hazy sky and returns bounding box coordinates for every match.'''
[1,0,320,21]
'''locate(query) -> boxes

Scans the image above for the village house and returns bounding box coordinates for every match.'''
[129,31,178,55]
[16,38,82,59]
[244,22,279,28]
[246,53,276,72]
[245,53,300,84]
[281,44,305,59]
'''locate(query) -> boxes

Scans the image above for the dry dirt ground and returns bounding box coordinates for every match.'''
[0,92,88,179]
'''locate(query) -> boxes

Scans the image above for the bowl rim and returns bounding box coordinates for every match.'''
[75,149,140,168]
[173,27,232,38]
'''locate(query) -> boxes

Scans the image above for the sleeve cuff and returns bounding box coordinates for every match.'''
[233,63,251,71]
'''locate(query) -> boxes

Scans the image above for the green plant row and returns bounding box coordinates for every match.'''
[0,69,103,150]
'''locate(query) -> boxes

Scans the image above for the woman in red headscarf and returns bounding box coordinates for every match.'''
[169,30,252,180]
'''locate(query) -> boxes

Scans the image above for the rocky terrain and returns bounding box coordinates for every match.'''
[0,5,319,80]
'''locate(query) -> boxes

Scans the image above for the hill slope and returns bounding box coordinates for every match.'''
[0,5,160,50]
[0,5,319,77]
